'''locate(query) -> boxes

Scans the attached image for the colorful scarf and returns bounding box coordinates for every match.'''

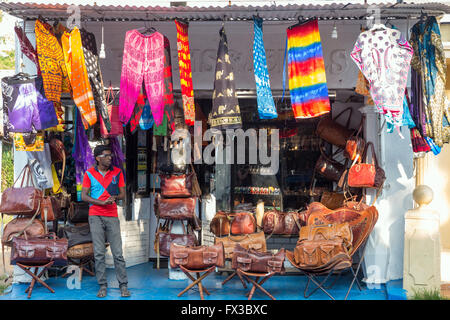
[283,19,330,119]
[14,26,40,75]
[253,16,277,120]
[140,98,154,130]
[129,91,146,134]
[209,27,242,130]
[175,20,195,126]
[163,35,175,133]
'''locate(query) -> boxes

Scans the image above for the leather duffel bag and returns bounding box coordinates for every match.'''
[160,173,193,198]
[262,209,301,235]
[63,224,92,248]
[210,211,231,237]
[155,220,197,257]
[299,222,353,253]
[2,217,45,246]
[315,107,355,148]
[230,211,256,235]
[0,164,43,216]
[232,244,285,273]
[156,195,196,220]
[10,232,68,266]
[170,242,225,269]
[67,242,94,259]
[68,202,90,223]
[214,231,267,260]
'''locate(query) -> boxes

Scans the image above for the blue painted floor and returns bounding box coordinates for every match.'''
[0,262,389,300]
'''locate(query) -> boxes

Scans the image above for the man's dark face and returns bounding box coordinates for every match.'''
[97,150,112,167]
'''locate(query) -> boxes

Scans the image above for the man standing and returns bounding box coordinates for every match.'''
[81,144,130,298]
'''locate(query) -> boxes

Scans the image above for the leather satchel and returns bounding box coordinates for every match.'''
[347,142,386,189]
[293,238,351,270]
[0,164,43,216]
[210,211,231,237]
[63,224,92,248]
[49,138,66,163]
[298,222,353,252]
[315,107,355,148]
[230,211,256,235]
[232,244,285,273]
[160,173,193,198]
[10,232,68,266]
[156,195,196,220]
[2,217,45,246]
[170,242,225,269]
[214,231,267,260]
[40,196,62,222]
[68,202,90,223]
[67,242,94,259]
[262,209,301,235]
[155,220,197,257]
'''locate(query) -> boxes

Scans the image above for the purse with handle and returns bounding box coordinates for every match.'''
[344,118,366,162]
[314,146,347,182]
[347,142,386,189]
[155,220,197,257]
[62,224,92,248]
[315,107,355,148]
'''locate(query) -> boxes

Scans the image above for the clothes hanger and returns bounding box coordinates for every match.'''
[288,16,315,30]
[137,16,156,35]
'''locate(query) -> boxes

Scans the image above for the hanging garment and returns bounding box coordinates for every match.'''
[80,28,111,132]
[129,91,146,134]
[13,132,44,152]
[283,19,331,119]
[163,35,176,133]
[110,136,125,173]
[153,113,168,136]
[351,25,413,129]
[119,29,165,127]
[35,19,70,131]
[61,27,97,129]
[409,67,428,137]
[410,16,450,147]
[410,128,431,153]
[209,26,242,130]
[175,20,195,126]
[252,16,277,120]
[1,75,58,133]
[140,98,154,130]
[14,26,40,75]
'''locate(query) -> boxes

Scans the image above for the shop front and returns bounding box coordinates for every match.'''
[1,1,450,300]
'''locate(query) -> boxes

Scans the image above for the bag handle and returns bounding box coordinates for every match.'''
[14,164,35,189]
[333,107,353,129]
[361,142,379,168]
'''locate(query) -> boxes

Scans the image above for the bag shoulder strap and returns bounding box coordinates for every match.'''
[333,107,353,129]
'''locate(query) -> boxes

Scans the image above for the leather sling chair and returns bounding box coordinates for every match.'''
[286,201,379,300]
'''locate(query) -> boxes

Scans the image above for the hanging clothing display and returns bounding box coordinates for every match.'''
[110,136,125,173]
[410,16,450,147]
[140,98,154,130]
[175,20,195,126]
[409,67,428,137]
[61,27,97,129]
[26,143,54,190]
[1,75,58,133]
[252,16,277,120]
[410,128,431,153]
[351,25,413,129]
[209,26,242,130]
[283,19,331,119]
[163,35,176,133]
[14,26,40,75]
[119,29,165,127]
[13,132,44,152]
[35,19,70,131]
[80,28,111,132]
[129,90,146,134]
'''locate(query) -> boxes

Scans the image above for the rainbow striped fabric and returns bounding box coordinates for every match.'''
[285,19,330,119]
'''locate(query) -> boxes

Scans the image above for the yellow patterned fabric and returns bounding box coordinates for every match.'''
[13,132,44,151]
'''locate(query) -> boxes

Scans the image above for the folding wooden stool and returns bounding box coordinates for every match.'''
[16,261,55,299]
[236,268,278,300]
[61,257,95,282]
[177,265,216,300]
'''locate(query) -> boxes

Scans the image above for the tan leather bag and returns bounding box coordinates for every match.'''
[214,231,267,260]
[232,244,285,273]
[67,242,94,259]
[2,217,45,246]
[169,242,225,269]
[293,238,351,270]
[299,222,353,253]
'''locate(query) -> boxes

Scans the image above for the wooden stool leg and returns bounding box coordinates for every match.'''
[178,267,214,298]
[222,271,237,285]
[196,273,204,300]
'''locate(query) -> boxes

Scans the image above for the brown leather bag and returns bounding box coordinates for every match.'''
[156,195,196,220]
[67,242,94,259]
[315,107,355,148]
[2,217,45,246]
[347,142,386,189]
[0,164,43,216]
[10,232,68,266]
[320,191,347,210]
[230,211,256,235]
[299,222,353,252]
[155,220,197,257]
[160,173,193,198]
[170,242,225,269]
[344,119,365,161]
[262,209,301,235]
[314,147,347,182]
[68,202,90,223]
[41,196,62,222]
[214,231,267,260]
[210,211,231,237]
[231,244,285,273]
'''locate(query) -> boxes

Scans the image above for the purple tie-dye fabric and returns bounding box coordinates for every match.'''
[72,108,95,184]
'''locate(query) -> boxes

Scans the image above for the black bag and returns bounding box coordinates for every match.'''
[68,202,90,223]
[63,224,92,248]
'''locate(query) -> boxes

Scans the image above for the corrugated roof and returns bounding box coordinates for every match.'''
[0,1,449,21]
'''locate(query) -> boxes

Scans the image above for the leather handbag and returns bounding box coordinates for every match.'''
[315,107,355,148]
[155,195,196,220]
[67,242,94,259]
[68,202,90,223]
[210,211,231,237]
[10,232,68,266]
[344,119,365,161]
[170,242,225,269]
[231,244,285,273]
[262,209,301,235]
[155,220,197,257]
[347,142,386,189]
[63,224,92,248]
[214,231,267,260]
[230,211,256,235]
[2,217,45,246]
[40,196,62,222]
[0,164,43,216]
[314,147,347,182]
[160,173,193,198]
